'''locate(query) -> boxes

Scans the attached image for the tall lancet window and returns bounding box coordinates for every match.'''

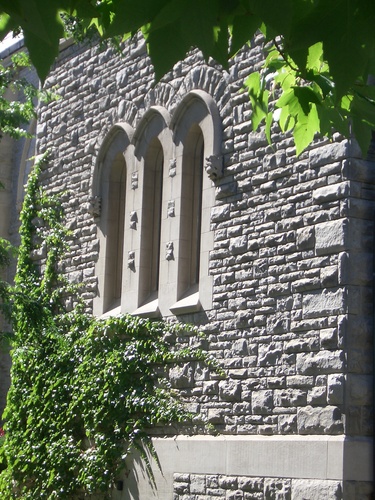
[139,138,164,306]
[170,90,221,315]
[92,123,133,317]
[104,153,126,311]
[179,124,204,296]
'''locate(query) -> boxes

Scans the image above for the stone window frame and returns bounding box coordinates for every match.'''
[169,90,222,315]
[92,123,134,317]
[128,107,173,317]
[93,91,222,318]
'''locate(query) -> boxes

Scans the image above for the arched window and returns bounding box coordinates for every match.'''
[103,153,126,311]
[132,107,172,317]
[179,124,204,296]
[92,95,220,319]
[92,124,133,316]
[170,90,222,315]
[139,137,164,305]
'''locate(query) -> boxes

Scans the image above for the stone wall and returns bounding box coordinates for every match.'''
[173,473,374,500]
[173,474,343,500]
[32,33,374,499]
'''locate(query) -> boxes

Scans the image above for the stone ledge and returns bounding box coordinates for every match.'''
[119,435,373,499]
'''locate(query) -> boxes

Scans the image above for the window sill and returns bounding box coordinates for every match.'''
[132,298,161,318]
[101,304,122,319]
[170,291,201,316]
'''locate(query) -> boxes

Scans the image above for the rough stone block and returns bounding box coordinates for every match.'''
[327,374,345,405]
[238,477,263,492]
[278,414,297,434]
[284,337,319,353]
[218,475,238,489]
[252,390,274,414]
[321,266,338,287]
[296,350,345,375]
[291,479,342,499]
[219,379,242,401]
[313,182,349,204]
[315,219,348,255]
[307,386,327,405]
[287,375,314,388]
[297,405,344,434]
[296,226,315,250]
[207,408,224,424]
[169,363,195,388]
[258,343,283,366]
[190,475,206,494]
[229,235,248,255]
[267,314,291,334]
[303,289,345,318]
[309,141,348,167]
[264,478,291,500]
[320,328,338,349]
[274,389,307,407]
[211,204,230,222]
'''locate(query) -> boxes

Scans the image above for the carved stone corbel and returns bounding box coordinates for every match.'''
[167,201,175,218]
[89,196,102,218]
[131,171,138,190]
[166,242,174,261]
[204,154,223,181]
[128,251,135,271]
[169,158,177,177]
[130,211,138,229]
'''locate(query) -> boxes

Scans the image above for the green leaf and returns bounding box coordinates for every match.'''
[211,22,230,68]
[278,104,294,132]
[293,104,320,155]
[317,105,348,138]
[307,71,334,99]
[245,72,269,130]
[306,42,323,71]
[0,0,65,83]
[293,86,321,114]
[230,11,261,57]
[249,0,293,35]
[0,13,14,38]
[143,0,224,79]
[265,110,273,144]
[351,115,372,157]
[353,84,375,102]
[350,92,375,155]
[107,0,168,37]
[180,0,220,60]
[351,92,375,128]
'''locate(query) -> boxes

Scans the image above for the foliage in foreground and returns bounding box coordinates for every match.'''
[0,155,216,499]
[1,0,375,155]
[0,51,51,141]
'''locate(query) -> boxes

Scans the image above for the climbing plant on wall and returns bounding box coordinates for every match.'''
[0,154,216,499]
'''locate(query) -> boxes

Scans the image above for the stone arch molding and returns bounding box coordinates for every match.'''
[92,122,134,204]
[92,91,221,317]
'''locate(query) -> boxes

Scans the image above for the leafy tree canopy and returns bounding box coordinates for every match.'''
[1,0,375,154]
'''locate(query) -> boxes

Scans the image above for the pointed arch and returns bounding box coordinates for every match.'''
[170,91,222,314]
[129,107,173,317]
[93,123,134,316]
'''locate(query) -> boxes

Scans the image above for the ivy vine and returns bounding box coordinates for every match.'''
[0,154,218,499]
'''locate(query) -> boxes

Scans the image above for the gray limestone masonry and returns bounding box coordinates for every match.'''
[33,33,374,498]
[173,473,345,500]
